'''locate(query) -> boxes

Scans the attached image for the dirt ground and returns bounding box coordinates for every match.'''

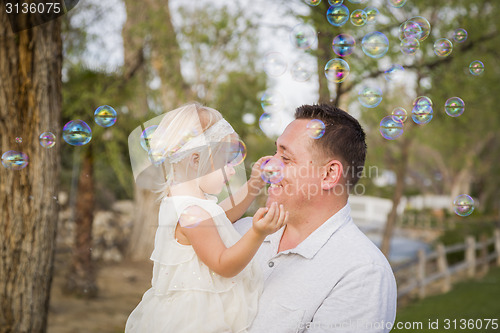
[47,255,153,333]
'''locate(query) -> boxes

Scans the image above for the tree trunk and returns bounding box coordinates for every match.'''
[63,146,98,298]
[0,9,62,333]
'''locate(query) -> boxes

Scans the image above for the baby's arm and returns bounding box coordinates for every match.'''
[179,202,287,278]
[219,156,270,223]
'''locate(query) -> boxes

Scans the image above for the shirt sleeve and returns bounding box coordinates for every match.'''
[304,263,397,333]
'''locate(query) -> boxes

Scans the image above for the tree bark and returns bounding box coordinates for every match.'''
[0,8,62,333]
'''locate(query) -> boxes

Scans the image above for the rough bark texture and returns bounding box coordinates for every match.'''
[0,8,62,333]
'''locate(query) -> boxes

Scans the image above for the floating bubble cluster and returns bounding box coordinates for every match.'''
[1,151,29,170]
[39,132,56,148]
[384,64,404,81]
[379,116,404,140]
[332,34,356,57]
[94,105,117,128]
[63,120,92,146]
[434,38,453,57]
[391,107,408,123]
[444,97,465,117]
[453,194,474,217]
[324,58,350,83]
[364,7,379,24]
[361,31,389,58]
[358,87,383,108]
[453,28,468,43]
[264,52,287,77]
[388,0,406,8]
[469,60,484,75]
[412,96,433,125]
[291,61,314,82]
[350,9,367,27]
[260,158,285,184]
[401,37,419,55]
[290,24,317,50]
[306,119,326,139]
[327,5,349,27]
[140,125,158,152]
[261,91,285,114]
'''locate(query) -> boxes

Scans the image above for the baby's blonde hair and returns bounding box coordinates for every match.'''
[150,102,232,200]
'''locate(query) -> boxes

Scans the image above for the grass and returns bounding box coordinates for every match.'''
[392,266,500,332]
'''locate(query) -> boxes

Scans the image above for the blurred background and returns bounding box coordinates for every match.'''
[1,0,500,332]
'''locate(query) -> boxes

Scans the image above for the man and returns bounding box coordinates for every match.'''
[234,104,397,332]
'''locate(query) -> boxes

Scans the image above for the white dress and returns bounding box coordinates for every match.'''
[125,195,263,333]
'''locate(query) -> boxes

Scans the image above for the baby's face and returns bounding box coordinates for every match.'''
[197,164,235,195]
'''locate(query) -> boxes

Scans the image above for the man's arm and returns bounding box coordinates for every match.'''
[305,263,397,333]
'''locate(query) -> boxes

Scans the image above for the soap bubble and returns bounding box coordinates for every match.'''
[327,5,349,27]
[364,7,379,24]
[332,34,356,57]
[290,23,317,50]
[358,87,383,108]
[391,107,408,123]
[361,31,389,58]
[434,38,453,57]
[94,105,117,127]
[259,113,280,138]
[328,0,343,5]
[291,61,314,82]
[384,64,404,81]
[401,37,419,55]
[306,119,326,139]
[469,60,484,75]
[412,96,433,125]
[453,28,467,43]
[63,120,92,146]
[402,20,423,39]
[39,132,56,148]
[453,194,474,217]
[388,0,406,8]
[324,58,350,83]
[304,0,322,6]
[408,16,431,41]
[444,97,465,117]
[1,151,29,170]
[261,91,285,114]
[227,139,247,167]
[260,158,285,184]
[264,52,287,77]
[140,125,158,152]
[350,9,367,27]
[379,116,403,140]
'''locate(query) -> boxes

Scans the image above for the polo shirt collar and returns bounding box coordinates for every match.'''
[264,203,352,259]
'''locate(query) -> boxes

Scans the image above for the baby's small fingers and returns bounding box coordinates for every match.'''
[274,205,286,228]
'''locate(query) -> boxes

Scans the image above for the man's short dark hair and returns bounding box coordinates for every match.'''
[295,103,367,187]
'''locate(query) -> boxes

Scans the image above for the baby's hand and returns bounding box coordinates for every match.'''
[252,202,288,237]
[249,155,273,190]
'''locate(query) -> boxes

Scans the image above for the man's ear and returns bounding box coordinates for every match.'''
[321,160,343,190]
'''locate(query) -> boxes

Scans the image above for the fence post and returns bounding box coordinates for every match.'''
[495,229,500,267]
[479,234,489,276]
[417,249,426,299]
[465,236,476,278]
[437,243,450,293]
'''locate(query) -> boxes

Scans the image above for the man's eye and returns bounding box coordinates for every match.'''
[282,156,290,162]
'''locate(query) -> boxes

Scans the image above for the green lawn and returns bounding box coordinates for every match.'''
[392,266,500,332]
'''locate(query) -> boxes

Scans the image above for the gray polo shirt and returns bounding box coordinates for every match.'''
[233,203,397,333]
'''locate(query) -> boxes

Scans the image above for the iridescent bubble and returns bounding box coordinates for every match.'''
[304,0,322,6]
[408,16,431,42]
[259,113,280,138]
[401,37,420,55]
[358,87,383,108]
[453,194,474,217]
[391,107,408,123]
[260,158,285,184]
[361,31,389,58]
[332,34,356,57]
[306,119,325,139]
[384,64,404,81]
[388,0,406,8]
[15,137,22,143]
[324,58,350,83]
[350,9,367,27]
[291,61,313,82]
[94,105,117,128]
[434,38,453,57]
[140,125,158,152]
[328,0,343,5]
[364,7,379,24]
[227,139,247,167]
[453,28,468,43]
[1,151,29,170]
[414,95,433,107]
[39,132,56,148]
[445,97,465,117]
[327,5,349,27]
[469,60,484,75]
[412,96,433,125]
[402,20,423,39]
[63,120,92,146]
[148,148,166,166]
[379,116,403,140]
[264,52,287,77]
[261,91,285,114]
[290,24,317,50]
